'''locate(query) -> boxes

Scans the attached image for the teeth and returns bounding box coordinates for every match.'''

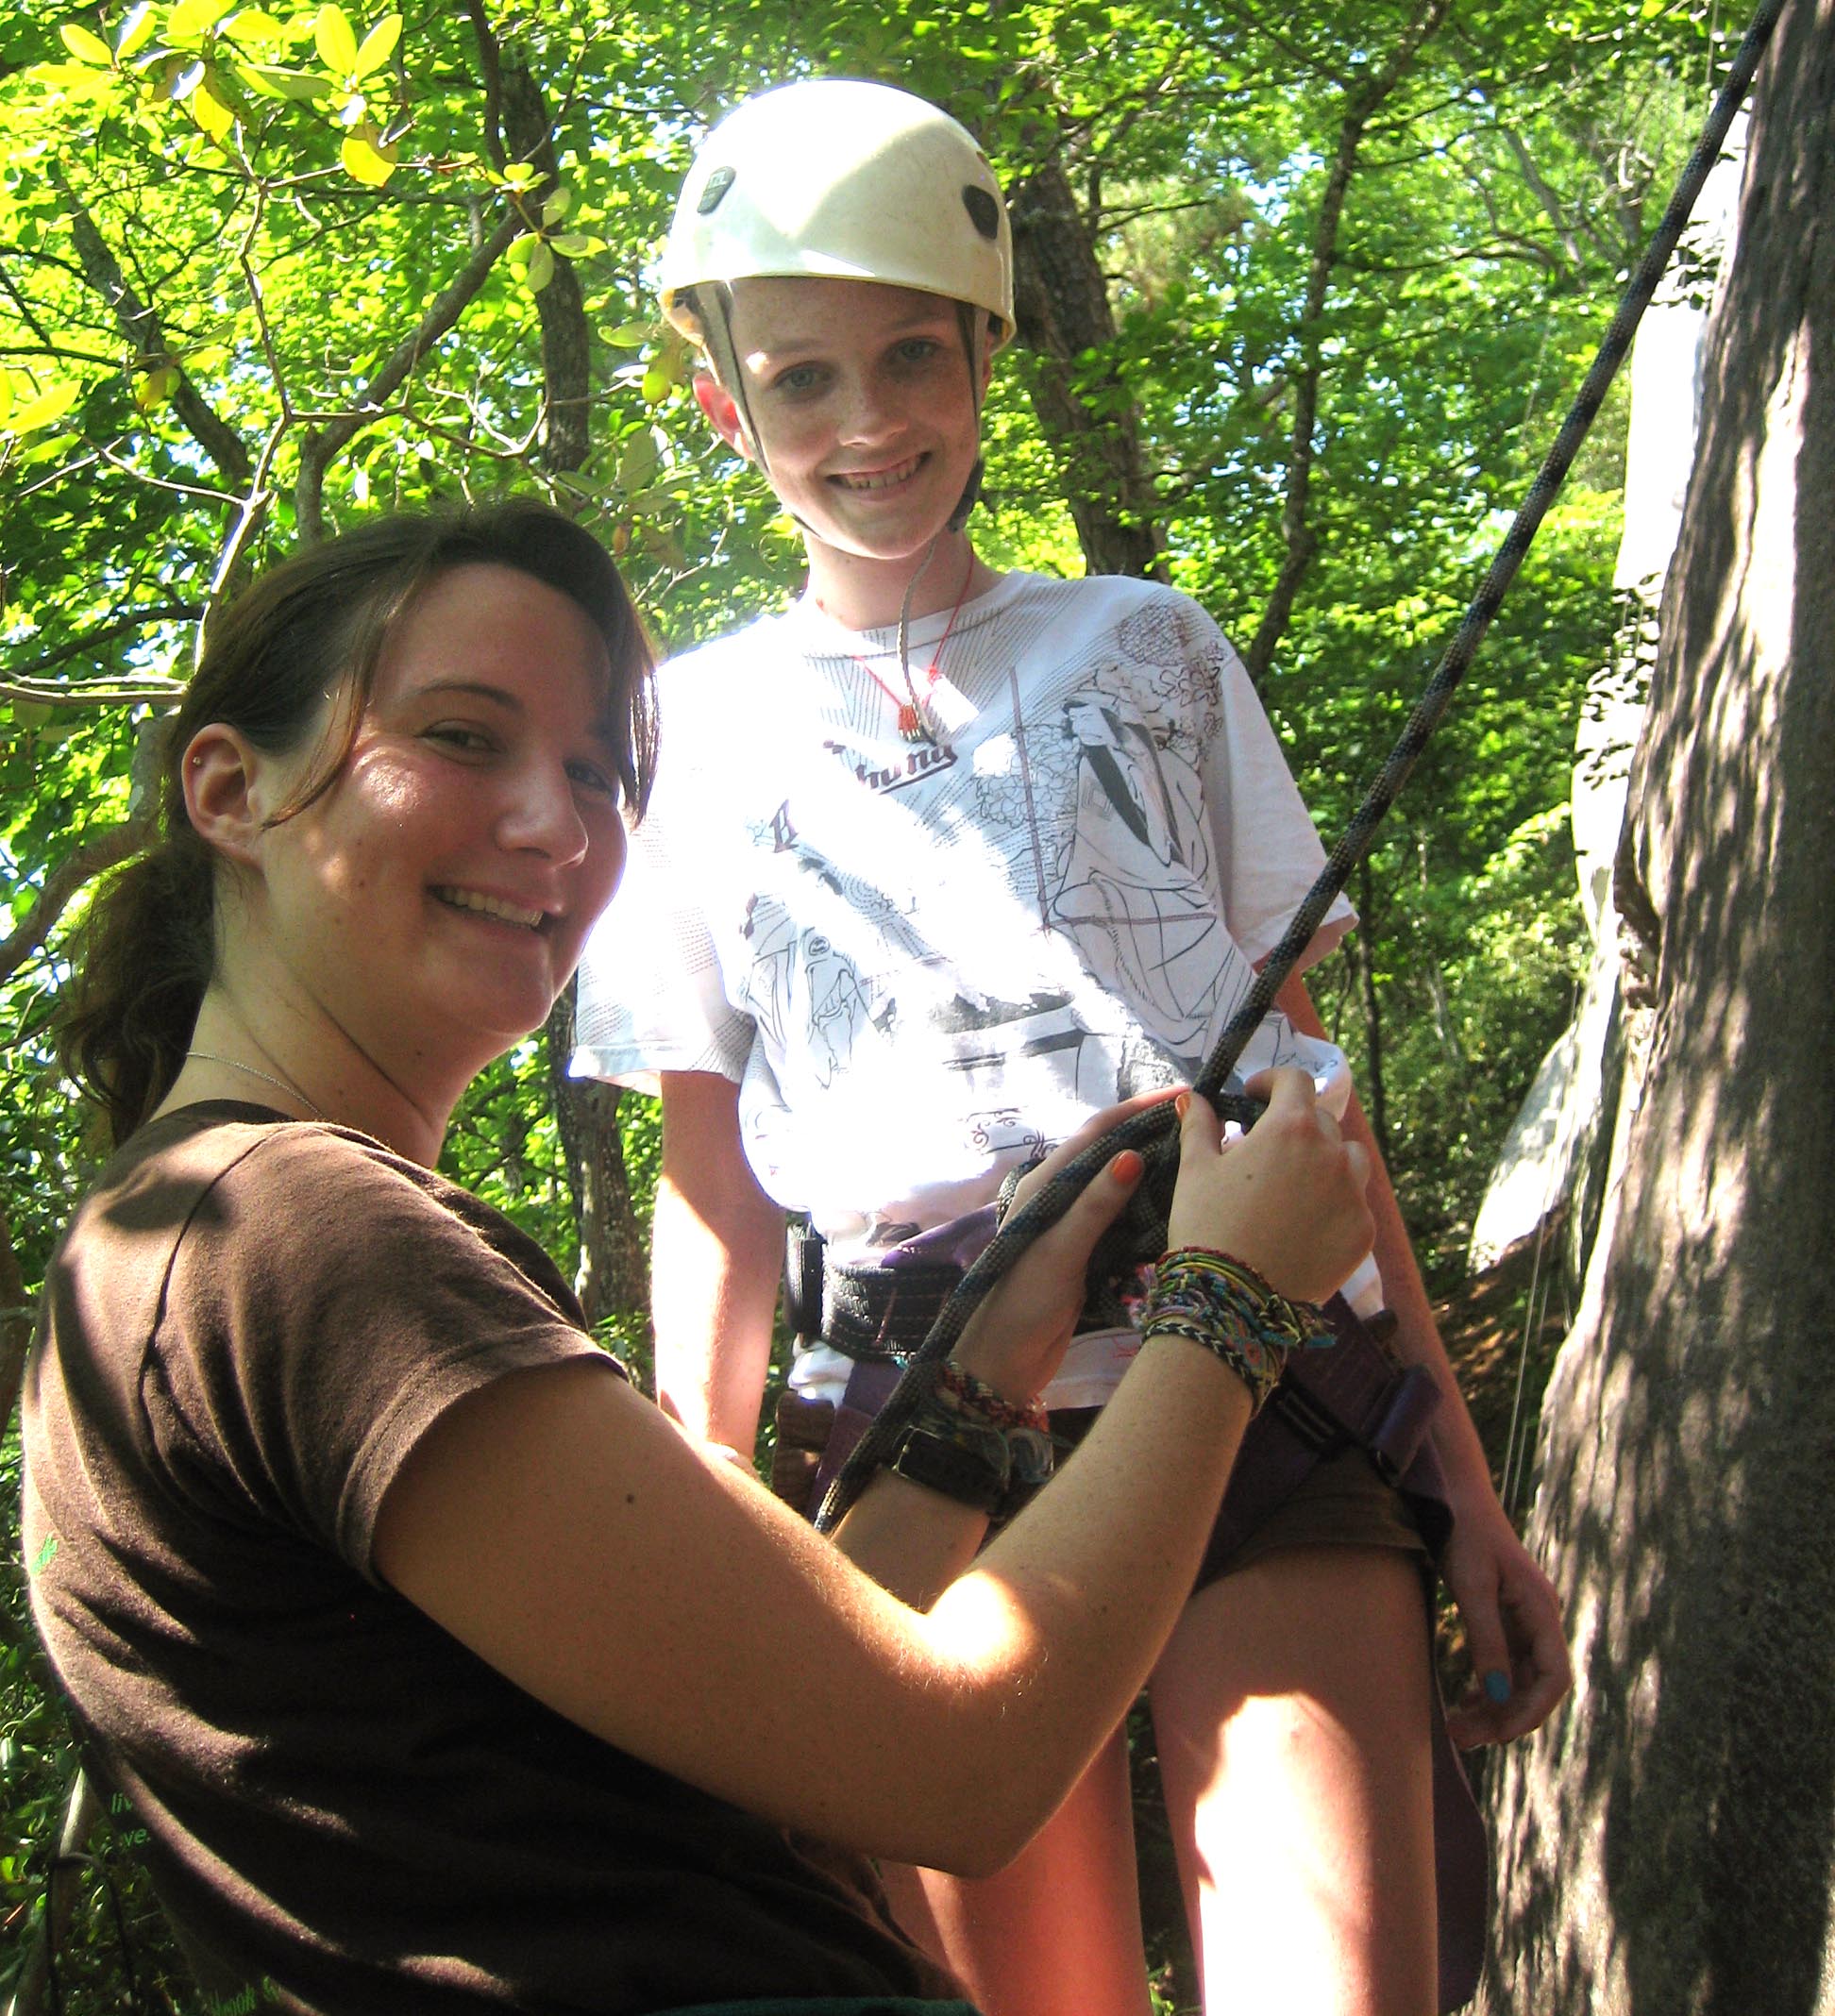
[436,888,545,928]
[840,457,920,492]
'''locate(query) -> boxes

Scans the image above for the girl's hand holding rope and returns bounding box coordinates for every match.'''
[952,1089,1170,1403]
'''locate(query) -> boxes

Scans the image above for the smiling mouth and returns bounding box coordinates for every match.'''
[433,887,547,930]
[833,454,925,493]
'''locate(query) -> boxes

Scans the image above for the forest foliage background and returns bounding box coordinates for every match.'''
[0,0,1730,2001]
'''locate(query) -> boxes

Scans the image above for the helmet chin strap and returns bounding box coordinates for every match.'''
[948,299,989,533]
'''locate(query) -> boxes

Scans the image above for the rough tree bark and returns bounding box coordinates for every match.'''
[1008,156,1165,580]
[1480,6,1833,2009]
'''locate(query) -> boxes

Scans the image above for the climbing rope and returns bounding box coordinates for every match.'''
[815,0,1786,1531]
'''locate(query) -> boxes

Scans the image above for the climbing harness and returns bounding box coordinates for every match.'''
[812,0,1788,1537]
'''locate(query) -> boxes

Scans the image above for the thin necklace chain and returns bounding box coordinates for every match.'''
[184,1050,328,1123]
[838,547,975,744]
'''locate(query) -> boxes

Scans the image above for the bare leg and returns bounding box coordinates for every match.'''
[879,1726,1153,2016]
[1151,1546,1438,2016]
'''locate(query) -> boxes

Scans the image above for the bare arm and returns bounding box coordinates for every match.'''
[1275,969,1572,1745]
[650,1071,783,1446]
[374,1075,1373,1875]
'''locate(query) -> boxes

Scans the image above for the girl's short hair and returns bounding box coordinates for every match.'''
[58,501,659,1144]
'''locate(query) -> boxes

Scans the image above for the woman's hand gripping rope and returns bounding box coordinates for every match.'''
[952,1070,1372,1405]
[815,1069,1372,1531]
[1169,1068,1373,1306]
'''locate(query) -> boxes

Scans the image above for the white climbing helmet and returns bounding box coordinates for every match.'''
[661,78,1016,358]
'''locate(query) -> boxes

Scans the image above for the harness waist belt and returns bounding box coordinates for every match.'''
[789,1222,1439,1485]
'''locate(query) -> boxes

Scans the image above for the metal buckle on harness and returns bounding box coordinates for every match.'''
[1266,1376,1345,1455]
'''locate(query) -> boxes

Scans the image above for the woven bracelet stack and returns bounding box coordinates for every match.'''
[1140,1246,1332,1413]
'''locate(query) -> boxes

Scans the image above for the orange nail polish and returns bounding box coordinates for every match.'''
[1112,1150,1143,1182]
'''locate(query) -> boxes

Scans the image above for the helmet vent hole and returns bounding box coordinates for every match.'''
[698,165,737,215]
[962,185,1000,241]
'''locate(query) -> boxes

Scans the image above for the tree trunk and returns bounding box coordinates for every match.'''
[1007,158,1165,580]
[544,983,648,1330]
[0,1201,33,1443]
[462,7,648,1331]
[1481,7,1834,2009]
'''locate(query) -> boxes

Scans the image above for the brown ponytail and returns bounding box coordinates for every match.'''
[57,500,657,1145]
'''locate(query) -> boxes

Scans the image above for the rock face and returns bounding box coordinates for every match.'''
[1479,7,1835,2009]
[1467,122,1747,1285]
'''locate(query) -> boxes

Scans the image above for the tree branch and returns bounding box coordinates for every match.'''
[1243,0,1454,687]
[464,1,591,473]
[5,603,200,686]
[0,818,147,987]
[47,160,253,492]
[293,209,523,539]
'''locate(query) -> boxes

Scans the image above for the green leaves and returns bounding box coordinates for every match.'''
[313,3,359,74]
[0,375,80,437]
[58,24,115,66]
[340,127,396,184]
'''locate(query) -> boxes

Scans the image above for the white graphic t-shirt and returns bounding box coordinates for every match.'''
[576,572,1370,1403]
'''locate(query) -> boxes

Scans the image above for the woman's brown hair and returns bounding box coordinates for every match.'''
[58,500,659,1145]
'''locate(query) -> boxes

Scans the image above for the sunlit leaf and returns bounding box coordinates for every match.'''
[351,13,402,78]
[168,0,235,42]
[339,129,396,185]
[58,25,115,66]
[190,70,237,140]
[5,381,81,436]
[115,3,158,58]
[220,9,292,52]
[314,2,358,74]
[523,239,555,292]
[547,232,602,257]
[542,186,573,225]
[132,364,180,411]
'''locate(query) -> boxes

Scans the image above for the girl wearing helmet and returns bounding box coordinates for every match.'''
[575,79,1569,2016]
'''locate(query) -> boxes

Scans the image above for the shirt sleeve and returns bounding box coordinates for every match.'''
[154,1129,622,1582]
[1201,626,1356,971]
[571,754,757,1094]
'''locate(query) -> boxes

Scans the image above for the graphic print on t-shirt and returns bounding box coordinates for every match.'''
[725,625,1271,1220]
[572,572,1356,1242]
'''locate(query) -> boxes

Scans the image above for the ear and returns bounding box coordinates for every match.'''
[181,724,278,871]
[692,371,757,463]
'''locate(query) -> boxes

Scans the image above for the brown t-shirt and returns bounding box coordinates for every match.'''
[22,1103,961,2015]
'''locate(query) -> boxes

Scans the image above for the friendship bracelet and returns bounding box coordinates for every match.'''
[1141,1247,1331,1414]
[1157,1248,1334,1352]
[886,1368,1055,1520]
[935,1356,1049,1433]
